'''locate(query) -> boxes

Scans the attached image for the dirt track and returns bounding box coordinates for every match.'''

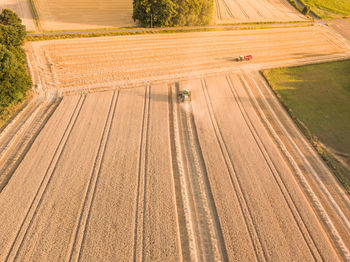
[1,25,350,261]
[214,0,306,23]
[0,0,36,31]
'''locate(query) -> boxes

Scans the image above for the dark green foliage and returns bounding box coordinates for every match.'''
[0,24,26,47]
[133,0,213,27]
[0,9,22,25]
[302,5,311,15]
[0,9,26,48]
[0,9,31,109]
[6,44,26,63]
[0,44,31,107]
[133,0,177,27]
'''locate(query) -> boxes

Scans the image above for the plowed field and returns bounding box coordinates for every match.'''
[33,0,134,31]
[214,0,306,24]
[0,0,36,31]
[1,26,350,261]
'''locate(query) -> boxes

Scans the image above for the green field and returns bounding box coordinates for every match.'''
[300,0,350,19]
[263,60,350,192]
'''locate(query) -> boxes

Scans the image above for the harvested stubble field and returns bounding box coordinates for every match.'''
[26,26,350,96]
[0,0,36,31]
[0,71,350,261]
[32,0,134,31]
[331,20,350,41]
[214,0,306,24]
[1,26,350,261]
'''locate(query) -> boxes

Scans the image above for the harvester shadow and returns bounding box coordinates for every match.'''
[216,57,238,62]
[124,83,175,103]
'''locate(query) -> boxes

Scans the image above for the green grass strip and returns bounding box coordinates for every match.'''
[298,0,350,19]
[262,60,350,193]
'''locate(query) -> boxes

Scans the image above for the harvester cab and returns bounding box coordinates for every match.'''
[178,89,191,102]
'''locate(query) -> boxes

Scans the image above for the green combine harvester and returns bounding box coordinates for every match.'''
[178,89,191,102]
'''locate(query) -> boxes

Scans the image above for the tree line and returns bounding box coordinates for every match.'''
[0,9,31,109]
[133,0,213,27]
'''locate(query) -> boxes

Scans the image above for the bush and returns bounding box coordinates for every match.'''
[302,5,311,15]
[133,0,213,27]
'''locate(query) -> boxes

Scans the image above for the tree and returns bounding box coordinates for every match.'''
[133,0,212,27]
[0,9,22,26]
[0,24,26,47]
[133,0,177,27]
[0,44,31,107]
[0,9,26,48]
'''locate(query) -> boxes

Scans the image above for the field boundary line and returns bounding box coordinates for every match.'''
[200,78,267,262]
[67,91,119,262]
[5,95,86,261]
[27,0,42,32]
[243,70,350,260]
[229,73,322,260]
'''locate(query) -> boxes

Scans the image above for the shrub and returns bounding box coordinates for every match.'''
[302,5,311,15]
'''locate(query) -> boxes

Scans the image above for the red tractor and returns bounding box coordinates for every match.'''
[236,55,253,62]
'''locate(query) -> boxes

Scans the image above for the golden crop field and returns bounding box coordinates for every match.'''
[1,27,350,260]
[214,0,307,23]
[33,0,135,31]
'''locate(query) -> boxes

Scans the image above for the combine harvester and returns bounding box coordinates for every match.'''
[236,54,253,62]
[178,89,191,102]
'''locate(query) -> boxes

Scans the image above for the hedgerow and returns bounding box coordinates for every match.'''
[0,9,31,108]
